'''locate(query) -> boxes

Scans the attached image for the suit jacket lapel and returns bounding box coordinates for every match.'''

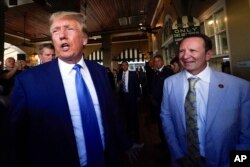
[43,59,70,112]
[84,60,109,140]
[42,59,77,140]
[42,59,83,160]
[84,60,105,112]
[174,71,186,130]
[206,69,227,133]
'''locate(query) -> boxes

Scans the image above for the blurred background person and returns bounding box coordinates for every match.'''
[150,55,173,147]
[170,56,182,74]
[38,43,55,64]
[117,61,141,141]
[221,61,231,74]
[0,57,23,96]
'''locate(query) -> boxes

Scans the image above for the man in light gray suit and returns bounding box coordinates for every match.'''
[160,34,250,167]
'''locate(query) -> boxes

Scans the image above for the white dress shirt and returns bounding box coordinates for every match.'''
[58,57,105,166]
[184,65,211,157]
[123,70,129,92]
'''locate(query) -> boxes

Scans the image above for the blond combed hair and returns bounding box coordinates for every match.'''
[49,11,88,35]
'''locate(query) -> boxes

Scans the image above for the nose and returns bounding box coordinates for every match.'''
[59,29,67,40]
[180,50,189,59]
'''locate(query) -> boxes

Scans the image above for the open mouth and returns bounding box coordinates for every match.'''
[61,43,70,51]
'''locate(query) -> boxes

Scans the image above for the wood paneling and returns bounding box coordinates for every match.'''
[5,0,159,43]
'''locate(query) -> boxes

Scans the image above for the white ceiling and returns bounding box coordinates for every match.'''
[4,42,25,61]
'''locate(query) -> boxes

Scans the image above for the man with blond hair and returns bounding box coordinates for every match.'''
[10,11,142,167]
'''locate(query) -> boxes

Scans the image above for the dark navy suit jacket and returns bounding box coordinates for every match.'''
[9,58,132,167]
[117,71,141,98]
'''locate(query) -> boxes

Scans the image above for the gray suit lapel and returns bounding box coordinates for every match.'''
[174,71,186,130]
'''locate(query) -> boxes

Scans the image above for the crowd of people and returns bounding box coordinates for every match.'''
[0,10,249,167]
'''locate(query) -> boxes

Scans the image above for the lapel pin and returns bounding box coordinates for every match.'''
[218,84,224,88]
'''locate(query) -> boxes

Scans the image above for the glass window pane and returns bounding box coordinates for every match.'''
[218,32,229,54]
[205,17,214,36]
[200,22,205,34]
[214,9,226,33]
[210,36,216,54]
[203,8,228,56]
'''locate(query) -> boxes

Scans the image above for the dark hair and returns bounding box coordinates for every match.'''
[121,60,128,65]
[181,33,212,52]
[153,54,163,60]
[170,56,179,65]
[38,43,54,54]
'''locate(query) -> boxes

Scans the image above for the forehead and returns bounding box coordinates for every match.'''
[122,62,128,66]
[50,17,79,28]
[180,37,205,48]
[43,47,54,53]
[154,57,162,61]
[7,58,15,62]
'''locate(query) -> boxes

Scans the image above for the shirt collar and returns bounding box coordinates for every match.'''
[58,56,86,75]
[185,65,211,83]
[158,65,164,72]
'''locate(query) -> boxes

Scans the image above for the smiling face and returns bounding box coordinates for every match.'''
[179,37,212,75]
[50,15,88,64]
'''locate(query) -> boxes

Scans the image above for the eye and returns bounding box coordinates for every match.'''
[190,49,197,53]
[67,27,74,30]
[52,29,58,34]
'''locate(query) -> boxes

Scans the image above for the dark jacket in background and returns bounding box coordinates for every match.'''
[151,66,173,106]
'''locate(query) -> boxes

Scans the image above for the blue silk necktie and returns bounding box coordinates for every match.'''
[185,77,200,159]
[73,64,104,167]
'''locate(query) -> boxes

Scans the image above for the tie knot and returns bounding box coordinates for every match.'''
[73,64,82,72]
[188,77,199,89]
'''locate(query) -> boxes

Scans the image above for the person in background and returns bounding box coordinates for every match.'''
[0,57,22,96]
[144,58,155,96]
[117,61,141,141]
[19,60,30,70]
[138,66,147,99]
[221,61,231,74]
[9,11,142,167]
[150,55,173,146]
[170,56,181,74]
[38,43,55,64]
[161,34,250,167]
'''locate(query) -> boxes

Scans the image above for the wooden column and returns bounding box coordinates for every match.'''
[101,34,112,68]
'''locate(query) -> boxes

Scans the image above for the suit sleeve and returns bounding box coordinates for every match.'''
[236,81,250,150]
[98,67,133,151]
[9,76,29,167]
[160,79,185,160]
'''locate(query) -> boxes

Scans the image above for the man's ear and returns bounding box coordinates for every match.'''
[82,34,88,46]
[205,50,213,61]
